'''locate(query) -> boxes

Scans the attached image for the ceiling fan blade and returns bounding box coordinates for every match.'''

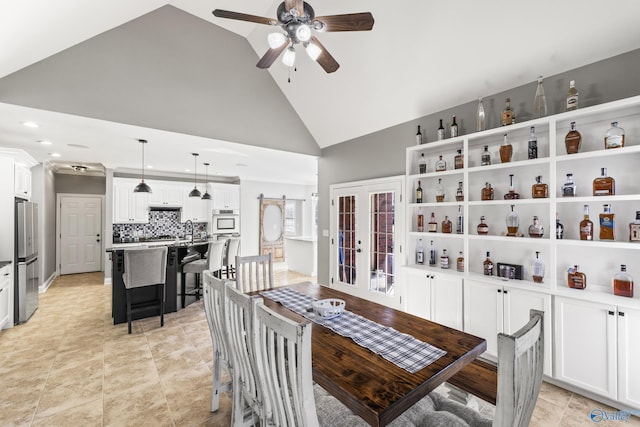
[256,41,290,69]
[310,37,339,73]
[284,0,304,17]
[314,13,374,32]
[212,9,277,26]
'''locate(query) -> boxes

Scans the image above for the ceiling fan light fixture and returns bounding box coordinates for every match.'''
[295,24,311,42]
[267,32,287,49]
[282,47,296,67]
[306,42,322,60]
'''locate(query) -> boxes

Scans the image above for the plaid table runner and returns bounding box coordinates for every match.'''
[260,287,446,374]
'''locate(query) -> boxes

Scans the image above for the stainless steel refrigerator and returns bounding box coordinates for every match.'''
[15,200,39,323]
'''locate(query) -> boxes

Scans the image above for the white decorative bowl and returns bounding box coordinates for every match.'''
[312,299,345,319]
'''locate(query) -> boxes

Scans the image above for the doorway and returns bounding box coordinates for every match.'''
[57,195,103,275]
[329,177,404,309]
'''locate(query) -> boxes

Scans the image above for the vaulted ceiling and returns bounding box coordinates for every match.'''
[1,0,640,183]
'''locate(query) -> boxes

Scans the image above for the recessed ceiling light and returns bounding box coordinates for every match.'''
[67,144,89,149]
[22,121,39,128]
[50,153,62,158]
[146,165,153,169]
[235,163,248,167]
[185,169,191,172]
[38,140,52,145]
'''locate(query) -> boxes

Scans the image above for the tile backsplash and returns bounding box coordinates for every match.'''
[113,211,206,241]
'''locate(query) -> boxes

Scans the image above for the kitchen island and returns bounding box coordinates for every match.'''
[108,240,210,325]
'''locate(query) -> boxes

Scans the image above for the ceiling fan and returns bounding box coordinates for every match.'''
[212,0,374,73]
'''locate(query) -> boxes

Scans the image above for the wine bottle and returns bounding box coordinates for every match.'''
[476,98,486,131]
[417,208,424,232]
[456,205,463,234]
[416,238,424,265]
[567,80,579,111]
[528,126,537,159]
[416,181,423,203]
[556,213,564,240]
[418,153,427,174]
[428,240,437,266]
[416,125,423,145]
[481,145,491,166]
[534,76,547,118]
[483,252,494,276]
[501,98,515,126]
[437,119,445,140]
[450,115,459,137]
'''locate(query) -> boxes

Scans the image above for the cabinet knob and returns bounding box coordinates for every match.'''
[608,310,615,316]
[504,290,508,294]
[619,311,625,317]
[497,289,502,293]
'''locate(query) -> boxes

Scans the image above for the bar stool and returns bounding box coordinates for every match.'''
[223,237,241,278]
[182,240,226,308]
[122,246,168,334]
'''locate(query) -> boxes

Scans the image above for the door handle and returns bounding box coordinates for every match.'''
[97,239,101,242]
[356,248,362,253]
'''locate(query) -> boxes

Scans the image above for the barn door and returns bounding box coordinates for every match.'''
[259,196,285,262]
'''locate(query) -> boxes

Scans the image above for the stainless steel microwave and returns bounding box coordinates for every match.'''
[211,209,239,234]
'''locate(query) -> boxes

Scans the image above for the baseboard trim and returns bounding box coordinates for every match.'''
[39,273,57,293]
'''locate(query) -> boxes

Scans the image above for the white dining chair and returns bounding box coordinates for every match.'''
[224,282,263,426]
[203,271,232,413]
[235,253,274,293]
[224,237,241,278]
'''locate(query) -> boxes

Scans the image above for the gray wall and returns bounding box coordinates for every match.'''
[317,48,640,285]
[55,174,106,195]
[31,163,57,285]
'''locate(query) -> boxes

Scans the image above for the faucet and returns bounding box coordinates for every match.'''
[185,220,194,244]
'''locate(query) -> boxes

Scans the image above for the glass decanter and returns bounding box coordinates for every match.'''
[504,174,520,200]
[568,265,586,289]
[455,181,464,201]
[477,216,489,235]
[435,178,445,202]
[499,133,512,163]
[481,145,491,166]
[613,264,634,297]
[506,205,519,236]
[531,251,545,283]
[533,76,547,118]
[481,182,494,201]
[565,121,582,154]
[528,216,544,238]
[561,173,576,197]
[605,121,625,149]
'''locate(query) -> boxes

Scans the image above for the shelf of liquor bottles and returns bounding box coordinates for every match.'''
[405,94,640,303]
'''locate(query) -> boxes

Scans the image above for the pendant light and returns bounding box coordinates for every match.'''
[188,153,201,197]
[201,162,212,200]
[133,139,152,193]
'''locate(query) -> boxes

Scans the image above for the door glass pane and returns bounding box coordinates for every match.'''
[369,191,395,295]
[338,195,357,285]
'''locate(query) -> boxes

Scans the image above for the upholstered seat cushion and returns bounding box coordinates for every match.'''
[313,383,492,427]
[183,258,207,274]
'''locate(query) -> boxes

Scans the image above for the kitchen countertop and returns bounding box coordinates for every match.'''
[0,260,11,269]
[108,239,213,251]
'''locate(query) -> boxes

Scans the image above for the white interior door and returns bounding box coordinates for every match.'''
[330,178,404,309]
[60,196,103,275]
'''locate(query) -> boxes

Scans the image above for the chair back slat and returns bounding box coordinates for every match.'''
[207,240,226,272]
[123,247,167,289]
[253,301,319,427]
[236,254,274,293]
[494,309,544,427]
[225,238,241,266]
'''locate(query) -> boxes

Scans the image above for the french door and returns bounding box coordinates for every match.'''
[330,177,404,309]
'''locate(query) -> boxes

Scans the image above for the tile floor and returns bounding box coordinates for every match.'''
[0,270,637,426]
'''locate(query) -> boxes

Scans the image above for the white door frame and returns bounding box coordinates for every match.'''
[56,193,105,276]
[329,176,405,308]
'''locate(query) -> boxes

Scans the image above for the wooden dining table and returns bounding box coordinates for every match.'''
[257,282,488,427]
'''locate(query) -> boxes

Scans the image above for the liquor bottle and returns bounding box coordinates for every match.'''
[593,167,615,196]
[565,121,582,154]
[481,182,494,201]
[528,126,538,159]
[567,265,586,289]
[567,80,579,111]
[556,213,564,239]
[630,211,640,242]
[533,76,547,118]
[440,249,450,269]
[455,181,464,201]
[562,173,576,197]
[456,251,464,272]
[531,251,545,283]
[481,145,491,166]
[416,238,425,264]
[528,216,544,238]
[477,216,489,235]
[579,204,594,241]
[499,134,512,163]
[450,116,459,138]
[428,240,437,266]
[613,264,634,297]
[501,98,515,126]
[476,98,486,132]
[416,125,423,145]
[454,149,464,169]
[504,174,520,200]
[506,205,520,236]
[417,208,424,232]
[435,179,445,202]
[416,180,423,203]
[532,175,548,198]
[437,119,445,140]
[435,155,446,172]
[456,205,464,234]
[418,153,427,174]
[441,216,452,234]
[604,122,625,149]
[483,251,494,276]
[599,204,615,240]
[428,212,438,232]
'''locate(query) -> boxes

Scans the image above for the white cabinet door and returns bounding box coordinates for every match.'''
[0,266,11,329]
[504,287,553,376]
[148,182,184,206]
[212,184,240,210]
[618,307,640,408]
[464,280,502,358]
[431,274,463,330]
[113,179,148,223]
[14,164,31,199]
[183,193,209,222]
[404,268,431,320]
[554,297,617,399]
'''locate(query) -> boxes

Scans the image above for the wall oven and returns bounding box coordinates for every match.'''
[211,209,240,234]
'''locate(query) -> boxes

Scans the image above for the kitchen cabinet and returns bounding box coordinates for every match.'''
[182,192,210,222]
[212,183,240,210]
[0,264,11,329]
[404,267,463,330]
[14,163,31,200]
[464,279,552,376]
[147,181,183,206]
[555,297,640,407]
[113,178,149,223]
